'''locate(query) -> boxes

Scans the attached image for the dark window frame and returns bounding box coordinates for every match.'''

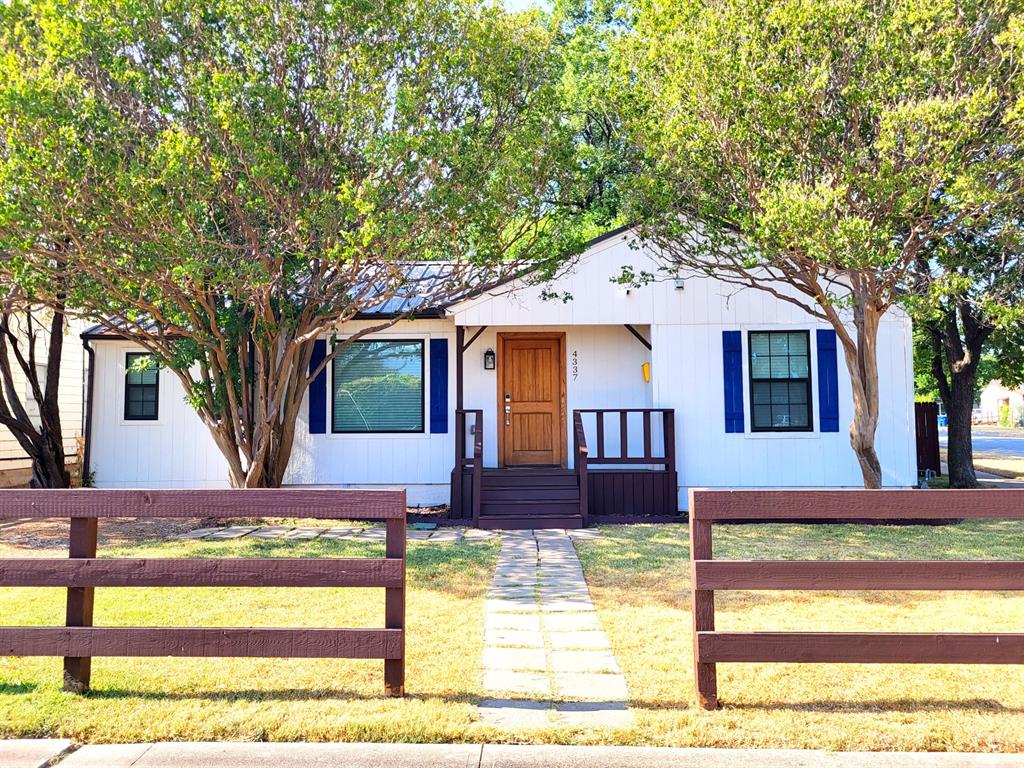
[330,338,426,435]
[124,352,160,421]
[747,330,814,433]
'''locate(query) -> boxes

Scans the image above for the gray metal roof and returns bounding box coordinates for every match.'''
[81,227,632,340]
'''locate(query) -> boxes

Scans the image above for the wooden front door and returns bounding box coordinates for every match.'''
[498,333,566,466]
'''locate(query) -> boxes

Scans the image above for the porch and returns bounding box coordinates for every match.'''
[446,324,678,528]
[450,407,678,528]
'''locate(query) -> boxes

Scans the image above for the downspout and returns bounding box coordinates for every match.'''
[82,338,95,485]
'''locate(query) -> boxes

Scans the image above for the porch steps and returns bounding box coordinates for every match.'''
[477,467,584,530]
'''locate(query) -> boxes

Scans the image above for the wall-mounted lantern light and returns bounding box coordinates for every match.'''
[674,277,686,291]
[483,348,496,370]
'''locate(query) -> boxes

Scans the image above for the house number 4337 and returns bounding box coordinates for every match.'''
[571,350,579,381]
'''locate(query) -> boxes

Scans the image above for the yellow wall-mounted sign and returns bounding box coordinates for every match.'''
[641,362,651,383]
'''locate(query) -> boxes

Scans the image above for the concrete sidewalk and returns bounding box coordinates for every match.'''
[3,741,1022,768]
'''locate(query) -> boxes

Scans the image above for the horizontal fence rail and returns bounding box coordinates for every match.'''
[0,488,407,696]
[689,488,1024,710]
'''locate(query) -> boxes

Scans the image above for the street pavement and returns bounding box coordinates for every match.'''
[939,426,1024,458]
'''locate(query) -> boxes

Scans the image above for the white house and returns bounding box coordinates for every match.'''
[82,228,916,527]
[979,380,1024,425]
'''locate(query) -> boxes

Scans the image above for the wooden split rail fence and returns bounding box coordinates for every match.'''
[0,489,406,696]
[690,488,1024,710]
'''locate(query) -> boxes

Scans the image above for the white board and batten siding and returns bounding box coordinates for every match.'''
[89,340,229,488]
[87,227,918,508]
[450,230,917,507]
[287,319,456,505]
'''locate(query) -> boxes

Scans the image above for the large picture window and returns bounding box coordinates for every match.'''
[748,331,812,432]
[332,340,424,433]
[124,352,159,421]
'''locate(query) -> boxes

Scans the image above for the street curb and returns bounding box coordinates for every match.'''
[3,741,1021,768]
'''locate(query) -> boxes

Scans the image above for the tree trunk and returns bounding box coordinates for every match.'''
[0,303,71,489]
[196,336,313,489]
[837,291,883,489]
[944,375,977,488]
[926,306,990,489]
[29,441,69,488]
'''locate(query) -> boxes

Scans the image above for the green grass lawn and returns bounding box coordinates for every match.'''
[575,521,1024,752]
[0,534,498,743]
[2,520,1023,749]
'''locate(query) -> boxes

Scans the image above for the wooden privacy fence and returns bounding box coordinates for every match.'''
[914,402,941,476]
[0,489,406,696]
[689,489,1024,710]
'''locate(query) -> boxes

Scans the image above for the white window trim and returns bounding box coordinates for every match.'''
[115,344,166,427]
[741,326,823,440]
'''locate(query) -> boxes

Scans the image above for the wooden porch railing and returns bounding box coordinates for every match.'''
[689,488,1024,710]
[452,409,483,525]
[0,489,407,696]
[573,408,676,468]
[573,411,589,525]
[572,409,677,518]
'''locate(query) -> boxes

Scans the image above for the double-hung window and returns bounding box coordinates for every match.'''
[124,352,159,421]
[332,340,424,433]
[748,331,812,432]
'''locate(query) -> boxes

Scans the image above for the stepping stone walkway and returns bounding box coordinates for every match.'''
[479,528,631,730]
[174,524,498,543]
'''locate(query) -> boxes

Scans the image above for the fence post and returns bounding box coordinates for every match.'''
[689,491,717,710]
[64,516,98,693]
[384,503,406,697]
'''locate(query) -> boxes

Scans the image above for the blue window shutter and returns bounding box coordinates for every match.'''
[308,339,327,434]
[722,331,745,433]
[429,338,449,434]
[817,328,840,432]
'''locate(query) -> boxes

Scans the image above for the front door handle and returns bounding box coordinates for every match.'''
[504,394,511,426]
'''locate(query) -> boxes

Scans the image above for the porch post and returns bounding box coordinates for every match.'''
[456,325,465,411]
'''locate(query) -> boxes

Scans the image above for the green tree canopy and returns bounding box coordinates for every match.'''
[619,0,1024,486]
[0,0,596,486]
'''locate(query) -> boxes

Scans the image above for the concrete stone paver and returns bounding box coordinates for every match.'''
[553,672,629,700]
[204,526,258,540]
[477,700,551,730]
[551,701,632,729]
[547,631,610,650]
[478,529,631,729]
[482,647,547,671]
[548,649,620,673]
[0,739,72,768]
[483,628,544,648]
[542,613,600,632]
[175,527,220,540]
[485,613,541,632]
[482,670,550,696]
[281,527,323,540]
[174,523,496,543]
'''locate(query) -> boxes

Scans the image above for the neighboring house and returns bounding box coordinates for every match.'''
[81,228,916,527]
[0,316,88,487]
[978,380,1024,425]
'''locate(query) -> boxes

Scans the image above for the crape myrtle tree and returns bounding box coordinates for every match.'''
[0,0,595,487]
[908,229,1024,487]
[619,0,1024,487]
[0,289,71,488]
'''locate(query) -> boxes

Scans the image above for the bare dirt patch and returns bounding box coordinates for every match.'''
[0,516,204,553]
